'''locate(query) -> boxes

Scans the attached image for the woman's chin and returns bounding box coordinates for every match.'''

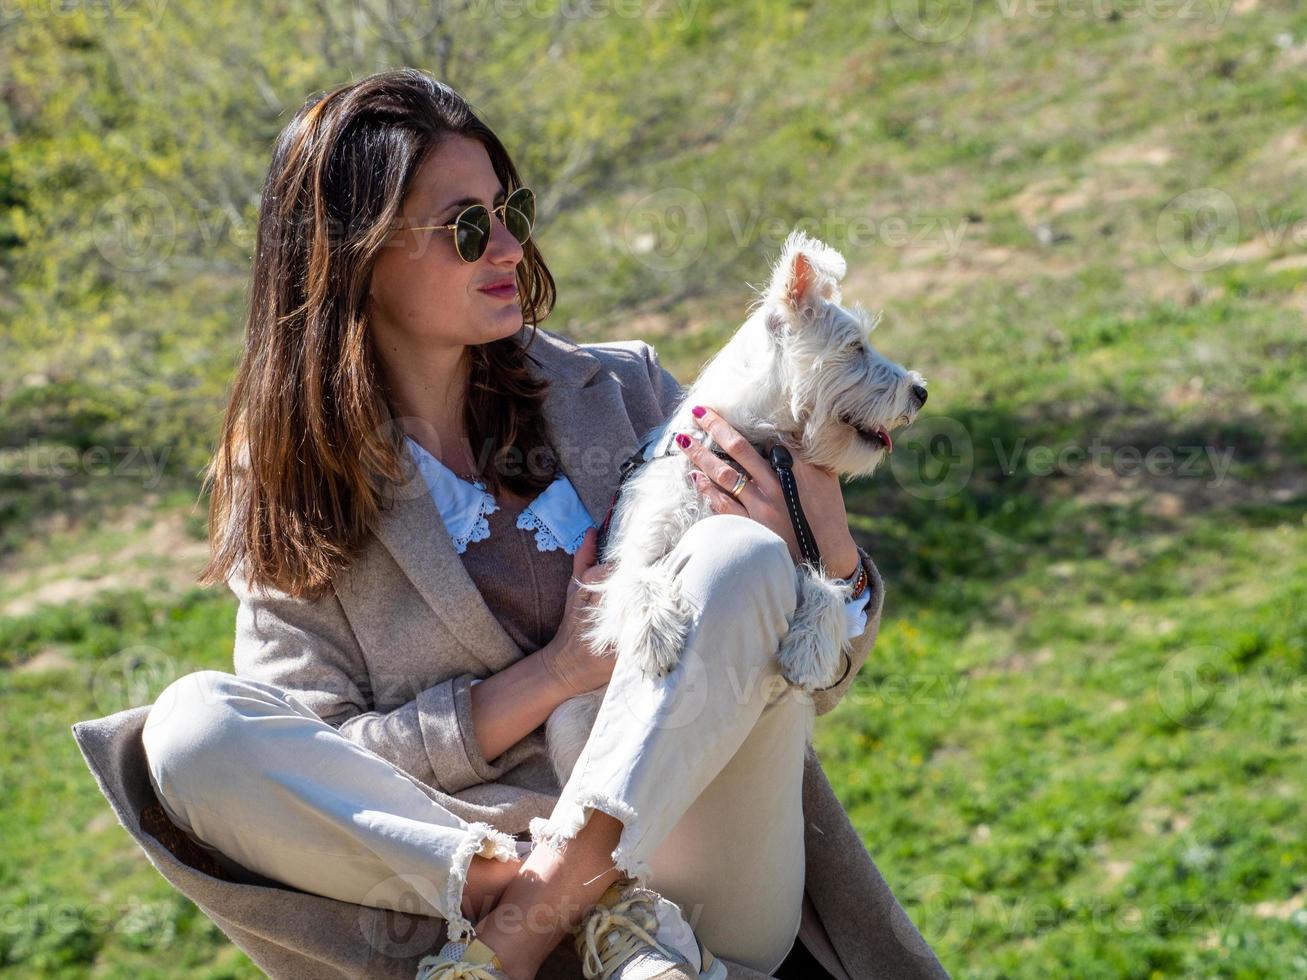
[486,310,524,339]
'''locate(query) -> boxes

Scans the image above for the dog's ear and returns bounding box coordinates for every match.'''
[766,230,846,320]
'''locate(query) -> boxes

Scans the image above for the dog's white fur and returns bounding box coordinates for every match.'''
[544,230,927,787]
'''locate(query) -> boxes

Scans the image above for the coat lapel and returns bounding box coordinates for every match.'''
[369,327,639,670]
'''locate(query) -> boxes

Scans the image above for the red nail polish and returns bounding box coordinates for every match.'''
[675,433,691,448]
[691,405,706,418]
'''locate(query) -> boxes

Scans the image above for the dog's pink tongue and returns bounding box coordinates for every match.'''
[879,427,893,453]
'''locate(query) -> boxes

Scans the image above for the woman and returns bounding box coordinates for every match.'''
[141,68,888,980]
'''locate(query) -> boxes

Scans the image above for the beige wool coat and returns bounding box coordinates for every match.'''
[70,326,950,979]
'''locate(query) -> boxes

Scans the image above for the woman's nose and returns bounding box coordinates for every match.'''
[484,212,525,263]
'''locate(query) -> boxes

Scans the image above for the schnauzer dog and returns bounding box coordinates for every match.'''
[545,229,928,786]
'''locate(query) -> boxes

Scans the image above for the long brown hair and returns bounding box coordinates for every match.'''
[199,69,559,600]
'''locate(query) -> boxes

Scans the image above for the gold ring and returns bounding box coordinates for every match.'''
[727,470,750,499]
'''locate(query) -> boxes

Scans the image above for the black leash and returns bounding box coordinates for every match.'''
[767,442,823,571]
[595,421,826,573]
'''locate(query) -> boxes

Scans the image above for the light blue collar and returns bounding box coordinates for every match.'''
[514,471,594,554]
[404,436,594,555]
[404,437,498,553]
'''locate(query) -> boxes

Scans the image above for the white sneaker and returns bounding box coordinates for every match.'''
[414,937,508,980]
[573,879,728,980]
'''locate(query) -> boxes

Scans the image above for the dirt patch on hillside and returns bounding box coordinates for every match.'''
[845,239,1080,308]
[0,506,210,619]
[13,647,78,674]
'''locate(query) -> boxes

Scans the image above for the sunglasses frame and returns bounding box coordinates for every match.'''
[407,185,536,263]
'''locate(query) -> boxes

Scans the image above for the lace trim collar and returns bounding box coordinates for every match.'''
[404,437,594,555]
[404,437,498,554]
[515,475,594,554]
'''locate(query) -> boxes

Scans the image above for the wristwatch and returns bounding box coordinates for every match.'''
[832,545,871,601]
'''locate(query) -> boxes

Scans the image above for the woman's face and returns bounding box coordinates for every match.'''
[367,134,525,354]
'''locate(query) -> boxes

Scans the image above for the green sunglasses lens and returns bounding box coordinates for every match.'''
[504,187,535,244]
[455,207,492,262]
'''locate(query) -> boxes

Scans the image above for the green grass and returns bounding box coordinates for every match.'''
[817,505,1307,975]
[2,0,1306,976]
[0,590,257,977]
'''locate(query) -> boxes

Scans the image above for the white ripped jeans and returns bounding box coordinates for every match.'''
[143,514,814,974]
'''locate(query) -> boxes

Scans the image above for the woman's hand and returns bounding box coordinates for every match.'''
[679,405,861,579]
[539,526,619,697]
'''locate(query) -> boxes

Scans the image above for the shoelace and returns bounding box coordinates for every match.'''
[413,954,501,980]
[576,893,679,980]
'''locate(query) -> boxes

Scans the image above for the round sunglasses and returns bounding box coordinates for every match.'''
[408,186,536,263]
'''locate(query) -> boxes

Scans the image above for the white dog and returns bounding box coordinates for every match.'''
[544,229,927,787]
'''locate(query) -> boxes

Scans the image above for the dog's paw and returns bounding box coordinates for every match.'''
[776,629,844,690]
[598,564,695,677]
[627,618,689,677]
[777,572,849,689]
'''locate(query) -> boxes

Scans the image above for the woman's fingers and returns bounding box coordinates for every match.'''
[687,467,747,515]
[678,433,755,503]
[570,529,594,592]
[573,526,598,570]
[685,406,775,489]
[676,408,805,564]
[573,529,609,575]
[679,436,763,509]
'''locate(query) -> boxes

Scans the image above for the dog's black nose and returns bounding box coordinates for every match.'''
[910,384,928,406]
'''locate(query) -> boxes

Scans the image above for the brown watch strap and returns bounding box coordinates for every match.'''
[838,546,871,600]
